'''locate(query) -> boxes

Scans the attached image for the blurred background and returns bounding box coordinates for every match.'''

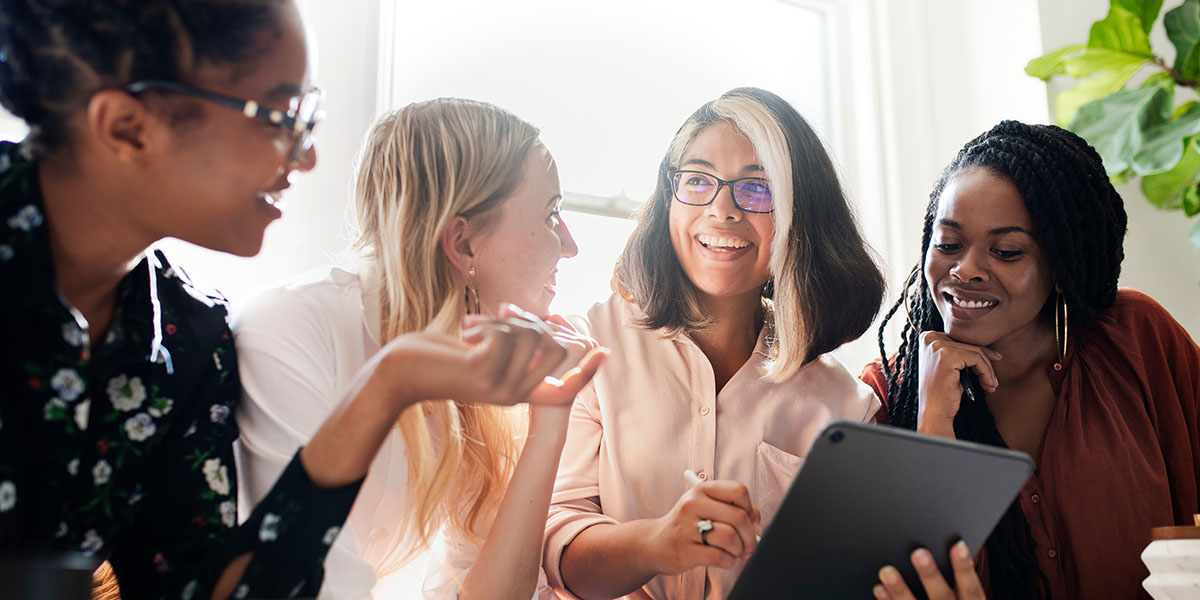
[2,0,1196,594]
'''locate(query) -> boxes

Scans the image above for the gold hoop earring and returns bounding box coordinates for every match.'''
[1053,291,1068,371]
[901,266,921,330]
[464,265,481,315]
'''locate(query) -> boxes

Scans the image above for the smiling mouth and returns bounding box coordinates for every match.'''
[544,271,557,293]
[258,191,285,210]
[697,234,750,250]
[945,292,998,309]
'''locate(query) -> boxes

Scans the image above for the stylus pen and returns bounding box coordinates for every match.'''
[684,469,761,542]
[960,370,977,403]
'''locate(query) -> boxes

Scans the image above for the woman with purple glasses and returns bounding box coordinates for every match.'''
[542,87,886,599]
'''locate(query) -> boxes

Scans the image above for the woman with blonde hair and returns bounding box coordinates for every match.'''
[543,87,885,599]
[234,98,606,599]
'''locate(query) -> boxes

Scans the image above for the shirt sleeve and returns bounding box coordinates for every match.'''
[858,358,892,425]
[542,382,620,594]
[107,330,361,600]
[233,285,380,599]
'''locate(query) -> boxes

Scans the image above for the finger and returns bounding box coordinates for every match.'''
[700,520,746,559]
[982,346,1003,361]
[496,322,546,395]
[878,565,916,600]
[965,350,999,393]
[509,324,568,396]
[689,543,737,570]
[910,548,955,600]
[526,348,607,406]
[464,324,516,387]
[873,584,894,600]
[689,492,757,557]
[500,303,555,335]
[699,480,756,518]
[950,541,986,599]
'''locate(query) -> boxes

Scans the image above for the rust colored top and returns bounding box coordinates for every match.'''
[861,289,1200,599]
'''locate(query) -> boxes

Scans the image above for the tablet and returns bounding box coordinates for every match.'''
[727,419,1034,599]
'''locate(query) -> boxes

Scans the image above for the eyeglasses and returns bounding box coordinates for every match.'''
[667,169,774,213]
[124,80,323,164]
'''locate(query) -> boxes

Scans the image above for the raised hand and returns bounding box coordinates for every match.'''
[916,332,1002,437]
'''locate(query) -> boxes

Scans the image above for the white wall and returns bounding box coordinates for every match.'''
[1036,0,1200,338]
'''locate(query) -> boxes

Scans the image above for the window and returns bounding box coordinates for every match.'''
[380,0,835,317]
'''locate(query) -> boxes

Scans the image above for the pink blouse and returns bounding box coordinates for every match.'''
[544,295,880,599]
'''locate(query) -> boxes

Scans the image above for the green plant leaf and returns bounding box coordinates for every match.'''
[1133,103,1200,174]
[1026,44,1087,79]
[1054,61,1145,126]
[1116,0,1164,32]
[1186,184,1200,216]
[1142,71,1175,88]
[1064,47,1154,78]
[1174,99,1198,118]
[1142,138,1200,209]
[1089,5,1154,56]
[1070,85,1171,173]
[1165,0,1200,71]
[1190,218,1200,250]
[1112,167,1138,184]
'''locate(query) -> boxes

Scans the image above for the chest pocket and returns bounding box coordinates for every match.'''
[754,441,803,525]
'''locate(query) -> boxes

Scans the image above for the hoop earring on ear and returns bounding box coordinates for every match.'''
[1053,291,1068,371]
[464,265,481,315]
[901,266,921,330]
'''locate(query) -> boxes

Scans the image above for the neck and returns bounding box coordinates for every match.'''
[689,290,764,367]
[38,155,153,330]
[985,317,1059,385]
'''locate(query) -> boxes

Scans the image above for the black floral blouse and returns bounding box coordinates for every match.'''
[0,141,362,600]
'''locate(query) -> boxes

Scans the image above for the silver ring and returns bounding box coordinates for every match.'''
[696,519,714,545]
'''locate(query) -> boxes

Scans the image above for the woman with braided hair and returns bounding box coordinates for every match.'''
[0,1,599,599]
[863,120,1200,600]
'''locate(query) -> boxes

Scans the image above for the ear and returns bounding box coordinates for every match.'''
[84,90,167,164]
[439,215,475,275]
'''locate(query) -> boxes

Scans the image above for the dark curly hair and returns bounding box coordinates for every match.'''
[876,120,1128,598]
[0,0,282,156]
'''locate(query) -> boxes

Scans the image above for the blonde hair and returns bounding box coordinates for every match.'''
[615,87,884,381]
[351,98,541,566]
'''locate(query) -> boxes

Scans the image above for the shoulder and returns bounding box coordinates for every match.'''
[1087,288,1195,350]
[232,266,363,336]
[151,250,232,332]
[577,294,641,341]
[778,352,881,420]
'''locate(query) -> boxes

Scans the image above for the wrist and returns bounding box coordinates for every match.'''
[371,344,419,415]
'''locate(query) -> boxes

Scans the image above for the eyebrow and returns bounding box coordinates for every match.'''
[937,219,1035,236]
[679,158,765,174]
[265,83,305,102]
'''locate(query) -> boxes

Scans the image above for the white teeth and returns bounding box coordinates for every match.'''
[950,295,997,309]
[259,191,284,209]
[544,272,557,292]
[697,234,749,249]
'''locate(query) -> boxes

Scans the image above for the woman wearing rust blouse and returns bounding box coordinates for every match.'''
[863,121,1200,600]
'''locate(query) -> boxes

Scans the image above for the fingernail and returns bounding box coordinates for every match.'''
[880,566,901,585]
[913,548,932,568]
[954,540,971,561]
[873,584,887,599]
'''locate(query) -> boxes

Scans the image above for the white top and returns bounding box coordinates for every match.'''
[543,295,880,600]
[233,266,551,599]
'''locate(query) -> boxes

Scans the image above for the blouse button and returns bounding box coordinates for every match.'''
[699,406,711,416]
[1047,548,1057,558]
[1031,494,1041,504]
[698,471,709,481]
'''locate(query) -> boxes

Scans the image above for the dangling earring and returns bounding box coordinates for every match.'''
[901,266,921,330]
[1053,291,1068,371]
[464,265,481,315]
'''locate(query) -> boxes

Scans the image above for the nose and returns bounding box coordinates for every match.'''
[704,183,743,222]
[291,142,318,173]
[557,217,579,259]
[949,246,989,282]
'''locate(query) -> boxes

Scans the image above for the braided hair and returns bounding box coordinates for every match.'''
[876,120,1127,598]
[0,0,280,157]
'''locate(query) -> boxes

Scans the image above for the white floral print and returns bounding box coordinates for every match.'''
[50,368,85,401]
[0,243,13,262]
[232,584,249,600]
[212,351,222,371]
[6,204,42,231]
[0,480,15,512]
[80,529,103,556]
[209,404,230,424]
[259,512,281,542]
[92,460,112,486]
[124,413,156,442]
[55,522,68,538]
[74,399,89,431]
[202,458,230,495]
[107,375,147,411]
[67,458,79,476]
[148,397,174,417]
[181,579,198,600]
[220,500,236,528]
[44,398,66,421]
